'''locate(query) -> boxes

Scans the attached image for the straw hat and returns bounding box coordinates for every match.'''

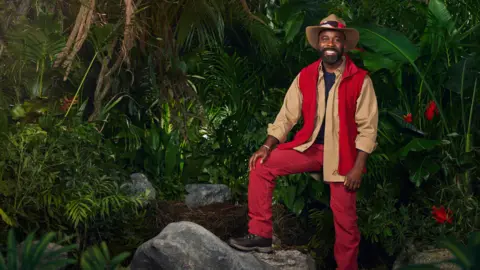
[306,14,359,51]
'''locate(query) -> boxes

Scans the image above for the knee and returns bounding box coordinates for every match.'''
[249,163,276,184]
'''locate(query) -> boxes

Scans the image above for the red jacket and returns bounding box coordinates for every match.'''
[277,56,368,175]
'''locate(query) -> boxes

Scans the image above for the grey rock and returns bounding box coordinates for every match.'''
[130,221,272,270]
[393,247,460,270]
[185,184,231,208]
[253,250,316,270]
[127,173,156,201]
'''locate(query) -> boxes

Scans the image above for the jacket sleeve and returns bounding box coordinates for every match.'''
[267,74,303,143]
[355,75,378,153]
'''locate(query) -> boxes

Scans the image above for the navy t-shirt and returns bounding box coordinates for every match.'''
[314,68,336,144]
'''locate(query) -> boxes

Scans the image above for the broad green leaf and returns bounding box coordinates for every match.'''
[165,131,179,178]
[386,110,426,136]
[21,232,36,266]
[284,12,305,43]
[275,1,306,23]
[445,55,480,94]
[356,51,397,72]
[468,231,480,246]
[147,127,161,152]
[409,158,441,187]
[428,0,455,34]
[0,208,14,226]
[283,186,297,209]
[31,232,57,266]
[7,230,17,270]
[89,23,116,51]
[296,176,308,195]
[292,198,305,216]
[354,24,420,64]
[439,238,472,268]
[109,252,130,267]
[399,139,445,157]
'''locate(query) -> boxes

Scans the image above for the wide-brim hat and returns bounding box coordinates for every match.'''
[306,14,359,51]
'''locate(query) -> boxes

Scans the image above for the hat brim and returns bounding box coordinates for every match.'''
[306,26,359,51]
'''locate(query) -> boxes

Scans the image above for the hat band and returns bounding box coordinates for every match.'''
[319,21,346,29]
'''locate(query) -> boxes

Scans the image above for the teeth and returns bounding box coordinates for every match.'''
[325,50,336,55]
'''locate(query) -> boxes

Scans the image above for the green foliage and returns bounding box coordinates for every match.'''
[0,0,479,269]
[0,229,129,270]
[305,208,334,265]
[0,119,145,242]
[0,230,76,270]
[401,231,480,270]
[274,174,327,216]
[81,242,130,270]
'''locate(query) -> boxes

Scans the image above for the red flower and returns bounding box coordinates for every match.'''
[431,205,453,224]
[425,101,439,121]
[60,97,78,112]
[403,113,413,123]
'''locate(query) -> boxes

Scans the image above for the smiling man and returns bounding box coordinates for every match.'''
[228,14,379,270]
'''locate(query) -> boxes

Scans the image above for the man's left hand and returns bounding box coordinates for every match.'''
[344,167,363,191]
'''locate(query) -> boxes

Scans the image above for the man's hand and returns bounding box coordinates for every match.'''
[344,150,369,191]
[249,146,270,171]
[249,136,279,171]
[344,167,362,191]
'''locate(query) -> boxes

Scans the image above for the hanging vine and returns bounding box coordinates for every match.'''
[54,0,96,80]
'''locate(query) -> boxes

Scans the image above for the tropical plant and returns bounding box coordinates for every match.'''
[0,229,130,270]
[0,229,76,270]
[0,118,146,246]
[401,231,480,270]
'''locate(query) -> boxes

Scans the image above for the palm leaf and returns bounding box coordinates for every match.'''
[354,24,450,132]
[427,0,455,34]
[354,24,420,64]
[175,0,225,50]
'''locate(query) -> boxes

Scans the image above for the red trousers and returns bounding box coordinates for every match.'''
[248,144,360,270]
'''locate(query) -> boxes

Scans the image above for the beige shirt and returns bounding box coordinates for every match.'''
[267,57,378,182]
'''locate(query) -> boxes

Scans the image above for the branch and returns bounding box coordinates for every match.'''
[239,0,267,25]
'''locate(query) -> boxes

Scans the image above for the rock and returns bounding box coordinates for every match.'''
[393,248,460,270]
[130,221,316,270]
[130,221,271,270]
[185,184,231,208]
[253,250,316,270]
[127,173,156,202]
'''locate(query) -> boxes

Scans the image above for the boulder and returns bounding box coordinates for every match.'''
[127,173,156,202]
[393,247,460,270]
[185,184,231,208]
[130,221,270,270]
[130,221,316,270]
[253,250,316,270]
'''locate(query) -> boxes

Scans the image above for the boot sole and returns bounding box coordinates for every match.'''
[228,242,273,253]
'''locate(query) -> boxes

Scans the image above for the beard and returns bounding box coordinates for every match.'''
[319,47,344,64]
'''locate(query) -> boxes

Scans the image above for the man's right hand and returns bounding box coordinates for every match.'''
[249,136,279,171]
[249,146,270,171]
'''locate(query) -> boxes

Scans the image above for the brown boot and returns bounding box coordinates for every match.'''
[228,234,273,253]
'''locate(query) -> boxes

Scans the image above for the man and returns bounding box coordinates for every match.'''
[228,14,378,270]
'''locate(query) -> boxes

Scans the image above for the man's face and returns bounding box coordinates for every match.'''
[317,30,346,65]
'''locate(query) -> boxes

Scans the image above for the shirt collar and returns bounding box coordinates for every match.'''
[319,56,346,77]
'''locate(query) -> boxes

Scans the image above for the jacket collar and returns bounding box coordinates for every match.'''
[317,55,359,80]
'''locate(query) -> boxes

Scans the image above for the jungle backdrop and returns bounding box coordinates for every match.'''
[0,0,479,269]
